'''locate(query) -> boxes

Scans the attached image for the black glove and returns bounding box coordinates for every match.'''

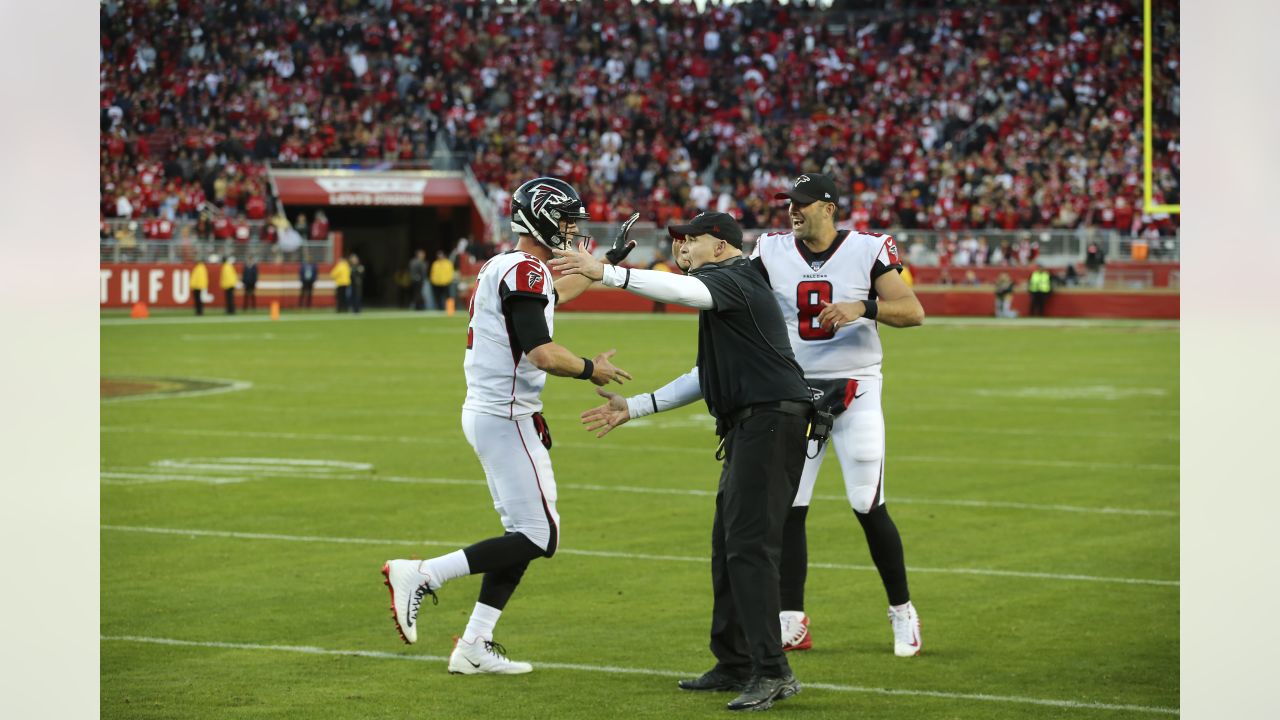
[604,213,641,265]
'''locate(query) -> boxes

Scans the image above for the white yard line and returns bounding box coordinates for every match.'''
[99,525,1179,587]
[99,635,1178,715]
[101,465,1178,518]
[100,425,1179,473]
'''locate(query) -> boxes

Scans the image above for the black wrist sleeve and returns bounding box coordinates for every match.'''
[504,295,552,353]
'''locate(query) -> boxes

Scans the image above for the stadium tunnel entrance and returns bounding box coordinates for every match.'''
[289,204,475,308]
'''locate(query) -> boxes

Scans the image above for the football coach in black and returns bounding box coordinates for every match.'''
[551,212,811,712]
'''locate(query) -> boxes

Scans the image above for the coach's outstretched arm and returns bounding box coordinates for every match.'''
[550,246,714,309]
[506,294,632,386]
[581,366,702,438]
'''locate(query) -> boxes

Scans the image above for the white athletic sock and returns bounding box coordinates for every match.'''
[461,602,503,644]
[422,550,470,590]
[780,610,806,622]
[890,601,913,614]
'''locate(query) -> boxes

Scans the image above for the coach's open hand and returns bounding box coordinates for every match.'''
[581,387,631,438]
[816,300,866,332]
[590,349,632,387]
[549,244,605,281]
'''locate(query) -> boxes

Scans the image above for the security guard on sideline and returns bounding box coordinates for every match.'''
[1028,263,1053,317]
[550,212,811,712]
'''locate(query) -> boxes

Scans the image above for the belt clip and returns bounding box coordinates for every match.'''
[714,435,727,461]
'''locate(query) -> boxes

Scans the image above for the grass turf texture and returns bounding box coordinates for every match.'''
[101,311,1178,718]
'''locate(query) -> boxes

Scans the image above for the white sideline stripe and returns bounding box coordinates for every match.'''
[101,379,253,403]
[101,466,1178,518]
[99,635,1178,715]
[100,525,1178,587]
[100,426,1178,472]
[101,472,247,485]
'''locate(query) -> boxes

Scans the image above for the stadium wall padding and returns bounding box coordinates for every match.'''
[101,263,336,308]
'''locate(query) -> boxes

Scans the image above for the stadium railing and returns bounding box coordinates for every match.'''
[99,239,334,265]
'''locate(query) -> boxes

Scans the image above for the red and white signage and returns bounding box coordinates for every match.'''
[100,263,335,308]
[271,171,471,207]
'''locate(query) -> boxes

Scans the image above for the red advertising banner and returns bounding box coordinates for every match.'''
[271,171,471,207]
[100,263,335,308]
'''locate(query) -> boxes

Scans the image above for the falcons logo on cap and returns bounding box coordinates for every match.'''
[795,175,811,185]
[531,183,572,216]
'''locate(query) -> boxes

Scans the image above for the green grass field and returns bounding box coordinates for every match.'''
[101,310,1179,718]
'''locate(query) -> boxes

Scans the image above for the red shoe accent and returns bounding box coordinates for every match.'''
[382,563,412,645]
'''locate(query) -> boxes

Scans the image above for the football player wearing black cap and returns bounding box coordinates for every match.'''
[551,211,811,712]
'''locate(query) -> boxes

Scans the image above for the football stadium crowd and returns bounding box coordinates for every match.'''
[99,0,1180,242]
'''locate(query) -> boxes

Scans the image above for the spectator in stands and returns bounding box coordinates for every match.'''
[299,251,317,309]
[190,255,210,316]
[311,210,330,242]
[349,253,366,314]
[429,250,454,311]
[242,255,259,312]
[220,255,239,315]
[1085,241,1107,287]
[330,254,351,313]
[409,249,428,311]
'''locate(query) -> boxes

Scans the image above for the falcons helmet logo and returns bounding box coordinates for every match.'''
[530,184,573,219]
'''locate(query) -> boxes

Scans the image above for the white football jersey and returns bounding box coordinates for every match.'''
[751,229,902,379]
[462,251,556,418]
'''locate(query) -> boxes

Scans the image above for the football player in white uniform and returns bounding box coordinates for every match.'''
[383,177,634,674]
[583,174,926,657]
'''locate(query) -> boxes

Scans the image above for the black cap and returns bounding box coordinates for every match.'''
[774,173,840,205]
[667,212,744,248]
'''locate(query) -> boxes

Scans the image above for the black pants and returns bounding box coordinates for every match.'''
[299,283,313,308]
[335,286,348,313]
[350,285,363,314]
[224,288,236,314]
[243,285,256,311]
[1029,291,1049,316]
[709,410,807,678]
[432,284,449,310]
[193,291,204,316]
[410,280,425,310]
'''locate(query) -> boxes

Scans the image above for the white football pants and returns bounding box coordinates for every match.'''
[792,376,887,513]
[461,410,560,554]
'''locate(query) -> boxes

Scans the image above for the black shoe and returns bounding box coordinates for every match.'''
[678,667,750,692]
[726,673,801,712]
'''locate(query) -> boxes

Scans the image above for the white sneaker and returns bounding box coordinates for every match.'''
[381,560,438,644]
[448,636,533,675]
[780,612,812,652]
[888,603,922,657]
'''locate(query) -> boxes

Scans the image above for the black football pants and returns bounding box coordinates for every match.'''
[708,410,807,679]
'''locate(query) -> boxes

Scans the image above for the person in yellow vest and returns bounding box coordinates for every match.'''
[1027,263,1053,317]
[190,255,211,316]
[900,264,914,288]
[220,255,240,315]
[429,250,455,311]
[331,255,352,313]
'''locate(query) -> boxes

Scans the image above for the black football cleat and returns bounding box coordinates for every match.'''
[677,667,751,692]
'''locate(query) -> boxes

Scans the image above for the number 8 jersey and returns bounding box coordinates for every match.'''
[750,229,903,379]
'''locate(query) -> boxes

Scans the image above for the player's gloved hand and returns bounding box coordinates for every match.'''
[581,387,631,438]
[604,213,641,265]
[589,349,632,387]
